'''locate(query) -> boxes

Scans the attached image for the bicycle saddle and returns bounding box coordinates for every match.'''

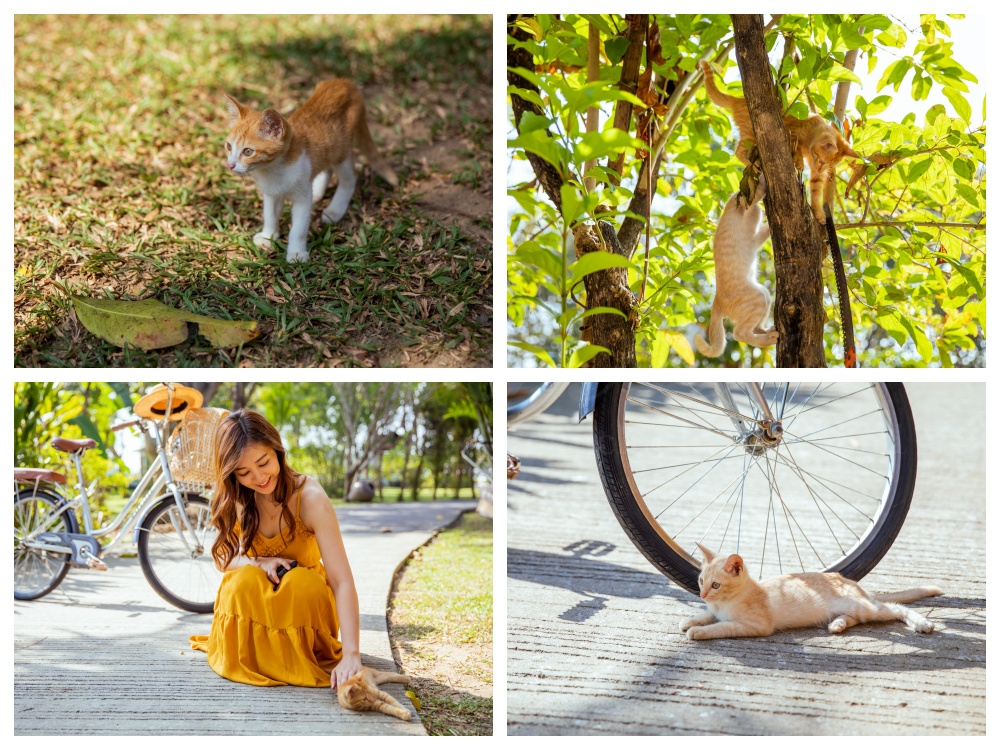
[51,437,97,452]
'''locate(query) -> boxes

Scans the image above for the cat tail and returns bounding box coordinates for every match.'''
[700,60,738,111]
[354,111,399,188]
[694,313,726,358]
[873,587,943,604]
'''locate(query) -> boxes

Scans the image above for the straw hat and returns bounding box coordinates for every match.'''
[134,383,204,421]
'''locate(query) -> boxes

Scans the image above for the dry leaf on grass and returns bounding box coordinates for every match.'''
[71,295,259,351]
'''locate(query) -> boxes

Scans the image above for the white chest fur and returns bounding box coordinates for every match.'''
[253,151,312,200]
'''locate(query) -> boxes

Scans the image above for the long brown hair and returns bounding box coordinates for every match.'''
[210,409,301,569]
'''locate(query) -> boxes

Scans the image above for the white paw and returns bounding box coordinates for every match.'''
[321,206,346,224]
[686,626,705,640]
[286,246,310,263]
[828,618,847,633]
[680,618,697,632]
[915,619,935,633]
[253,232,274,249]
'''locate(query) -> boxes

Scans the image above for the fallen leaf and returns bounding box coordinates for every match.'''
[405,689,421,710]
[71,295,258,351]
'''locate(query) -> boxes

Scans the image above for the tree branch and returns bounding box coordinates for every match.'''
[732,13,827,368]
[606,14,646,186]
[507,15,564,209]
[839,221,985,230]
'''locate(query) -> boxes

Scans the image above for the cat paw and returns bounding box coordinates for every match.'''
[686,626,706,640]
[765,330,780,345]
[828,617,848,633]
[680,618,697,632]
[286,247,310,263]
[253,233,275,249]
[915,619,935,633]
[321,207,346,224]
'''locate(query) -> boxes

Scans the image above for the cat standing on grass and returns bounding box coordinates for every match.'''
[694,179,778,357]
[681,543,942,640]
[225,79,398,263]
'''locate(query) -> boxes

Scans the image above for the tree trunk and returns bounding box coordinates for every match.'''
[573,221,638,367]
[606,14,647,186]
[731,14,827,367]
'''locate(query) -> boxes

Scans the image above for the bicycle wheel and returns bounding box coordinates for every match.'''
[137,494,221,613]
[14,488,80,600]
[593,382,917,594]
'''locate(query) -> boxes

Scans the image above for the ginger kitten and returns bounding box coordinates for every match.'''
[701,60,859,223]
[682,543,942,640]
[694,179,778,357]
[225,79,398,263]
[337,667,412,721]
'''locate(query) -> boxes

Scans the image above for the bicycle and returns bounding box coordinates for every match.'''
[508,382,917,595]
[14,383,227,613]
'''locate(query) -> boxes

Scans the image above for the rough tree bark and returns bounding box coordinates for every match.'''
[508,14,639,367]
[731,14,827,368]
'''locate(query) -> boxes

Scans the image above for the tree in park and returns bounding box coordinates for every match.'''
[507,13,985,367]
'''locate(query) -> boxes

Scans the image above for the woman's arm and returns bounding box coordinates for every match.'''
[299,478,362,690]
[220,554,295,584]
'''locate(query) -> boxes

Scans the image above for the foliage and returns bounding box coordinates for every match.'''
[15,14,492,367]
[14,382,134,510]
[507,13,985,367]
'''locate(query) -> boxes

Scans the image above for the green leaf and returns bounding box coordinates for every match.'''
[570,250,631,280]
[568,343,611,368]
[574,128,647,162]
[955,183,981,209]
[71,296,258,351]
[560,183,582,225]
[875,309,908,346]
[817,64,862,85]
[942,86,972,122]
[508,128,567,173]
[507,85,545,110]
[507,340,556,368]
[518,111,555,134]
[604,37,630,65]
[662,329,695,366]
[953,157,975,181]
[581,306,629,320]
[878,59,910,91]
[907,157,933,182]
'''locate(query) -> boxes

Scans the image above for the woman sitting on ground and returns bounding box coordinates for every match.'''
[190,409,362,691]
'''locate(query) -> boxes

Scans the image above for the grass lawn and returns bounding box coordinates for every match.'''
[15,15,492,367]
[388,511,493,736]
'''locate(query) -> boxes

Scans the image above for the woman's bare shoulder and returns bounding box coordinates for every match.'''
[297,476,338,523]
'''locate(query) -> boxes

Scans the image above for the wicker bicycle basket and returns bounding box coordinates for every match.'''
[166,407,230,494]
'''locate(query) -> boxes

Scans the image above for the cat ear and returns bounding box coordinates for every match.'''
[258,109,285,140]
[694,542,716,564]
[723,554,743,577]
[225,94,246,125]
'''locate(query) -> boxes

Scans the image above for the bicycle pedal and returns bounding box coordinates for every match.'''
[36,531,104,568]
[85,554,109,571]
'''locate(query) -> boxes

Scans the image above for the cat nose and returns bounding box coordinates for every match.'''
[700,591,707,599]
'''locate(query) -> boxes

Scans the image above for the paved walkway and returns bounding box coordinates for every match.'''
[507,383,985,735]
[15,499,476,735]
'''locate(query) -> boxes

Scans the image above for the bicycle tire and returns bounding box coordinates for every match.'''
[593,382,917,594]
[14,488,80,601]
[137,494,220,613]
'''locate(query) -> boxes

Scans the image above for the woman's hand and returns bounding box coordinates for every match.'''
[254,556,296,585]
[330,652,363,690]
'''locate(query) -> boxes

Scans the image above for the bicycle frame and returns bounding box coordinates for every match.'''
[17,413,199,558]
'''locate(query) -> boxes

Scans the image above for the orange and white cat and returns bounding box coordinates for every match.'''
[225,79,398,263]
[337,667,412,721]
[701,60,860,223]
[694,178,778,357]
[682,543,942,640]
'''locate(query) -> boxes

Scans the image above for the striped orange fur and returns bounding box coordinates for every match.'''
[225,79,397,263]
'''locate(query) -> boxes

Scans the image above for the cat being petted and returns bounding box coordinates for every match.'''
[225,79,398,263]
[337,667,412,721]
[681,543,942,640]
[694,179,777,357]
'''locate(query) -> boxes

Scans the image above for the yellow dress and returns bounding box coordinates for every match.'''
[189,491,342,687]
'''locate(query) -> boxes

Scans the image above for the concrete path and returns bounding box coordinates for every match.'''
[15,498,476,735]
[507,383,985,735]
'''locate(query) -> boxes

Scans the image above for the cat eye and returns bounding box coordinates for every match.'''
[242,147,254,156]
[712,582,720,589]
